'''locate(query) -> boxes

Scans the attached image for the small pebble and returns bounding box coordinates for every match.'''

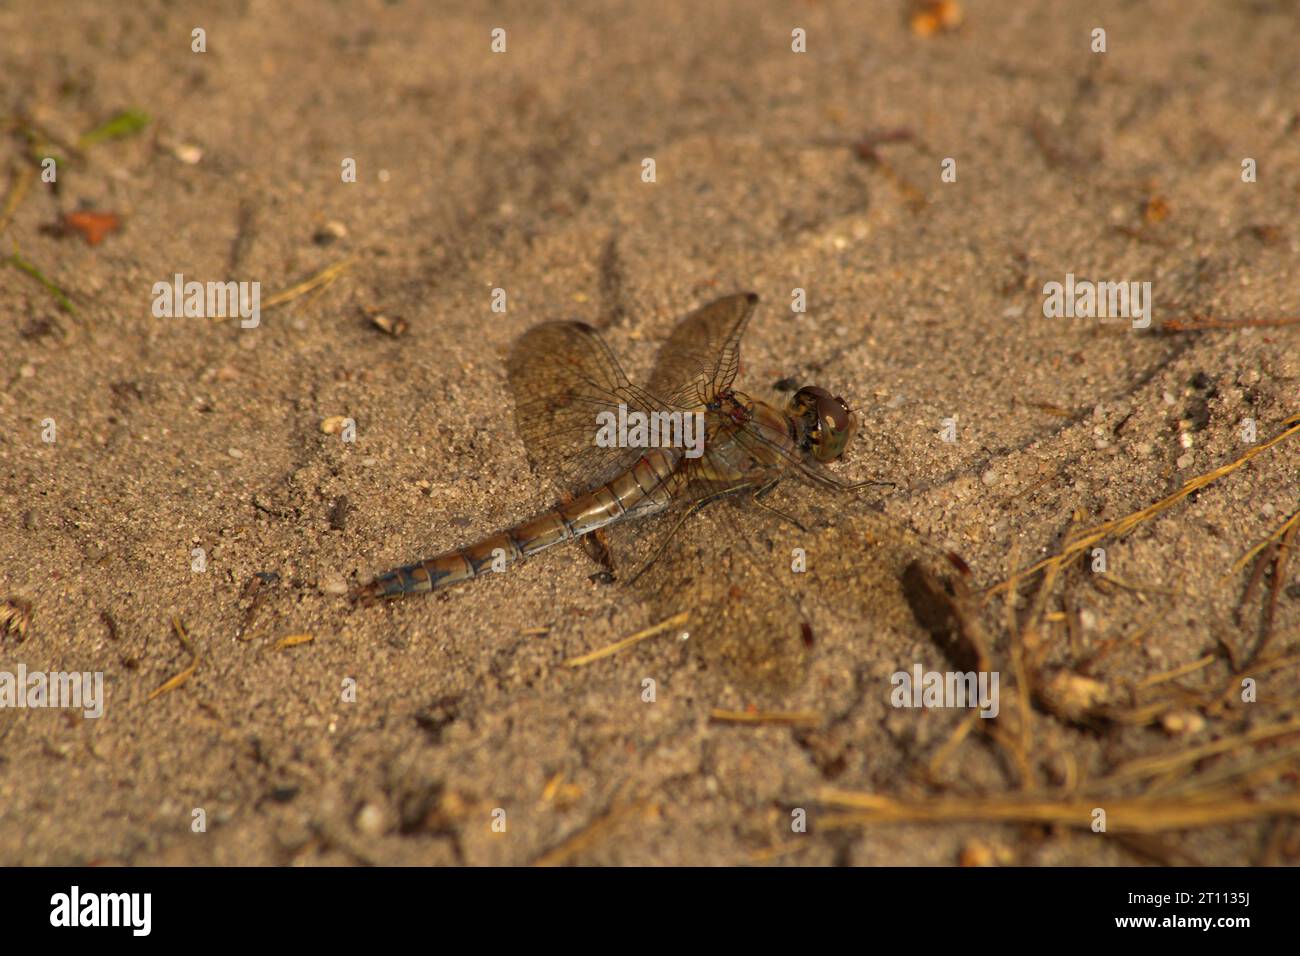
[313,220,348,245]
[356,803,386,837]
[370,313,408,336]
[328,495,350,531]
[1161,711,1206,736]
[959,841,996,867]
[173,143,203,165]
[319,574,349,596]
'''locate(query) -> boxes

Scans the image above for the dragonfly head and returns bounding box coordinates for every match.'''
[789,385,858,462]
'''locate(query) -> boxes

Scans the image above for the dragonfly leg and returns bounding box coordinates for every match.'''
[626,484,752,586]
[751,478,808,533]
[796,457,897,493]
[557,487,617,582]
[581,529,617,584]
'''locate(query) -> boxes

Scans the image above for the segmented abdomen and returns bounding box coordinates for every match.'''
[356,450,681,600]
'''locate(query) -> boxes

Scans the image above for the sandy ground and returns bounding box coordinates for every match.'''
[1,0,1298,866]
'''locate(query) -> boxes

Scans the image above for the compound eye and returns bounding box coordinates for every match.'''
[820,396,850,432]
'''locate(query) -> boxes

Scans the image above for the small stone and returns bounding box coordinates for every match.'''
[328,495,350,531]
[959,840,996,867]
[319,573,349,596]
[173,143,203,165]
[356,803,386,837]
[1176,453,1195,469]
[369,313,408,336]
[313,220,348,245]
[1037,669,1110,721]
[1161,711,1206,736]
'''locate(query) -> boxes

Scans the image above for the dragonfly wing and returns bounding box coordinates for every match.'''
[611,490,811,702]
[603,486,985,705]
[506,320,682,493]
[646,292,758,408]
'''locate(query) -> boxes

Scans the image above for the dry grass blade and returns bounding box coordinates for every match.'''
[263,256,356,310]
[709,709,822,727]
[0,597,33,642]
[989,418,1300,597]
[1229,507,1300,578]
[563,611,688,667]
[530,800,655,866]
[1134,654,1215,690]
[0,164,35,235]
[1161,314,1300,331]
[747,841,812,863]
[6,243,75,313]
[1101,715,1300,787]
[275,633,315,650]
[817,788,1300,833]
[147,616,199,701]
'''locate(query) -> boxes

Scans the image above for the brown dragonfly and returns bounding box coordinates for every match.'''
[355,293,977,696]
